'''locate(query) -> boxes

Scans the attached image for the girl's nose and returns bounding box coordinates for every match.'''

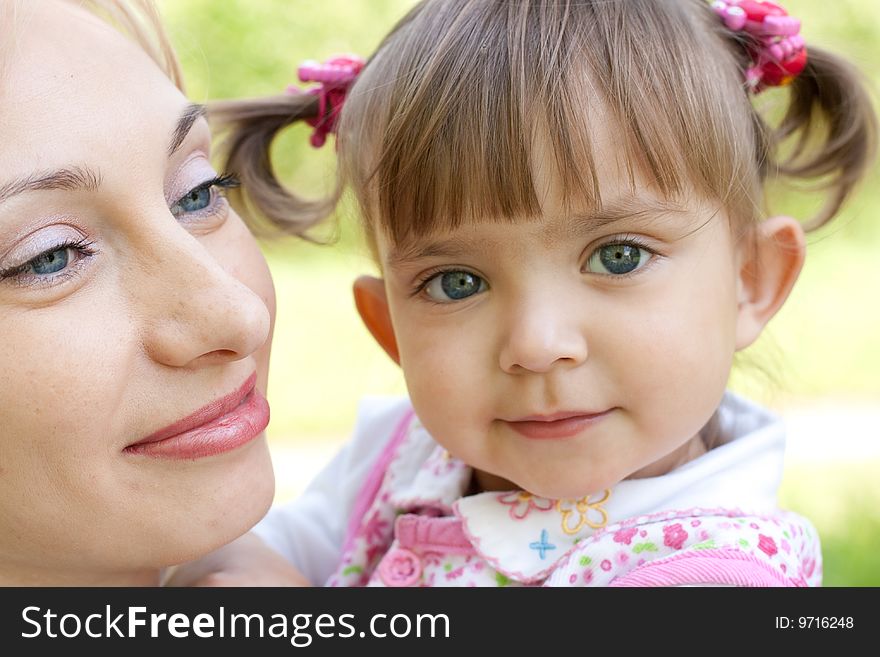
[498,296,588,374]
[137,229,270,369]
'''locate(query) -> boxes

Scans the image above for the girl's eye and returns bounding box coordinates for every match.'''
[169,174,239,219]
[586,243,652,275]
[423,270,487,302]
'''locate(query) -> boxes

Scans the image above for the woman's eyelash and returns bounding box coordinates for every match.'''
[0,238,97,280]
[184,173,240,199]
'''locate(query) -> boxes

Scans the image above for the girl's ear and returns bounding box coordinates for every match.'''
[735,216,806,350]
[353,275,400,364]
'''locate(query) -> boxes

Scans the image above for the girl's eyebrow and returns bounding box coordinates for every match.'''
[387,198,690,268]
[567,198,689,232]
[388,235,478,270]
[0,104,208,208]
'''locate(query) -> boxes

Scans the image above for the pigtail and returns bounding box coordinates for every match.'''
[772,46,878,230]
[209,94,340,239]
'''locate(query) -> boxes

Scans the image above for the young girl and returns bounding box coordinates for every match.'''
[195,0,876,587]
[0,0,335,585]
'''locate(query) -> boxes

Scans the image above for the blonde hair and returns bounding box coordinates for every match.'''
[79,0,184,91]
[210,0,877,246]
[1,1,182,91]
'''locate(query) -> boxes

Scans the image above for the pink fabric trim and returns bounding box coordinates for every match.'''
[395,515,476,556]
[340,408,415,555]
[609,548,795,587]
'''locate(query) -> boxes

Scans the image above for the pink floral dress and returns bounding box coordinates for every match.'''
[326,411,821,587]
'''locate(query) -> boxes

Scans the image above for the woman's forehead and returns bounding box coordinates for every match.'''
[0,0,187,178]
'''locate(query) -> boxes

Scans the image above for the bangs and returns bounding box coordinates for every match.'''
[339,0,763,246]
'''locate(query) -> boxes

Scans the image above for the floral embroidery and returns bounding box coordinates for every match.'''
[613,527,639,545]
[758,534,778,557]
[663,523,689,550]
[363,510,390,545]
[556,489,612,535]
[497,491,555,520]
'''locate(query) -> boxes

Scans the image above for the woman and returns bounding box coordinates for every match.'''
[0,0,307,585]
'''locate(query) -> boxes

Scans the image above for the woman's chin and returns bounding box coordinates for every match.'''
[130,434,277,571]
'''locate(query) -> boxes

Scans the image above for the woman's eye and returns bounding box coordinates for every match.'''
[586,243,652,275]
[171,185,213,217]
[423,270,487,302]
[0,238,97,286]
[169,174,239,220]
[29,248,70,275]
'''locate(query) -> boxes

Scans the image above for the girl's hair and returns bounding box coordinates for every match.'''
[331,0,876,250]
[209,94,339,237]
[90,0,334,236]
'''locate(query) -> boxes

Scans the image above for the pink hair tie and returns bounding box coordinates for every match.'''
[289,54,364,148]
[711,0,807,93]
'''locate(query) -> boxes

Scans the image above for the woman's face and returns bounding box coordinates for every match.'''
[0,1,277,584]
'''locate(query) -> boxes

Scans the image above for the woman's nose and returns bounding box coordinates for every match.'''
[498,295,588,374]
[137,230,271,369]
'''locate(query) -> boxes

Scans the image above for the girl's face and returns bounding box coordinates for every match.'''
[367,115,759,501]
[0,1,276,583]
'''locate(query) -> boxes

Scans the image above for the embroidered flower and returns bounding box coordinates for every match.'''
[557,489,612,535]
[758,534,778,557]
[663,523,689,550]
[613,527,639,545]
[497,491,554,520]
[363,510,390,545]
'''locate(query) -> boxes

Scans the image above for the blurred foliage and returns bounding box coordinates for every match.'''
[781,463,880,586]
[157,1,880,586]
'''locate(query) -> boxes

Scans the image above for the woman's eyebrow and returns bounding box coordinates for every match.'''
[168,103,207,156]
[0,166,102,206]
[0,105,208,208]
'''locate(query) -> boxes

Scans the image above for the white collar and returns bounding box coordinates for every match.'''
[389,392,785,582]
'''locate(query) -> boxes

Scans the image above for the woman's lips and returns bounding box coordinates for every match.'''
[504,410,613,440]
[125,372,269,459]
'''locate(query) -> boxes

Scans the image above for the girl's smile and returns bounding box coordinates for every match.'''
[501,408,615,441]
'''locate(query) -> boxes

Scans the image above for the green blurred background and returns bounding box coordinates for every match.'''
[157,0,879,585]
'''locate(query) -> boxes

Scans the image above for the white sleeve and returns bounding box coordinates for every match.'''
[253,396,411,586]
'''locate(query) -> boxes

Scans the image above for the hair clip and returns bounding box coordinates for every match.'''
[290,54,365,148]
[711,0,807,92]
